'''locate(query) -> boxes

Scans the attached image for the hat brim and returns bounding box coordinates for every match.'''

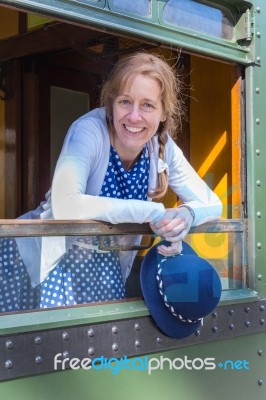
[140,241,201,339]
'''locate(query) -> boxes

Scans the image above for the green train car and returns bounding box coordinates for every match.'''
[0,0,265,399]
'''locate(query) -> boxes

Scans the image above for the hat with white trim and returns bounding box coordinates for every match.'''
[140,240,222,339]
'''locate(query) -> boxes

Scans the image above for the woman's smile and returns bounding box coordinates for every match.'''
[124,124,145,134]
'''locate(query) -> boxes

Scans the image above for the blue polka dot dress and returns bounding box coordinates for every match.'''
[0,145,149,311]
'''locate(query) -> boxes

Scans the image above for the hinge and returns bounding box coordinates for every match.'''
[236,8,254,43]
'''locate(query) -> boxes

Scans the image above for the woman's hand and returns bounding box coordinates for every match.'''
[149,206,194,256]
[155,240,183,256]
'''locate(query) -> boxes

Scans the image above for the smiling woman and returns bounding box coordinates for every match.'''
[1,52,222,311]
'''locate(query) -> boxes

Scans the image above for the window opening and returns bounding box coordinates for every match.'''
[163,0,234,40]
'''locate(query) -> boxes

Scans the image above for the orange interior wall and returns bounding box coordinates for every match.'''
[189,55,241,266]
[190,55,232,214]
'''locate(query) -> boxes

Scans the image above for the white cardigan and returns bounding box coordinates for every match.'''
[16,108,222,287]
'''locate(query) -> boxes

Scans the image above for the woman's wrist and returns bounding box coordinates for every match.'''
[177,205,195,224]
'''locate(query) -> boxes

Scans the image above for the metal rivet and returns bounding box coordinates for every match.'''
[135,340,141,348]
[88,347,95,355]
[88,329,95,337]
[260,304,265,311]
[212,312,218,318]
[245,307,251,313]
[112,326,118,334]
[256,149,261,155]
[62,332,69,341]
[258,379,263,386]
[134,323,141,331]
[5,340,14,349]
[258,274,263,280]
[256,180,261,187]
[62,351,69,358]
[229,324,235,331]
[35,356,43,364]
[229,309,234,316]
[212,326,218,333]
[257,243,262,249]
[112,343,118,351]
[257,211,262,218]
[258,349,263,356]
[255,88,260,94]
[34,336,42,345]
[260,318,265,325]
[5,360,13,369]
[256,7,261,13]
[245,321,251,327]
[256,32,261,38]
[256,118,261,124]
[256,57,261,63]
[156,337,163,344]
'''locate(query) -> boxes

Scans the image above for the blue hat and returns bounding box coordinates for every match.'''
[140,240,222,339]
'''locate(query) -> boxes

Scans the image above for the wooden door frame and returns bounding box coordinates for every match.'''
[4,59,22,218]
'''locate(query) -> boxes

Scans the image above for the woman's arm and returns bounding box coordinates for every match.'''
[52,171,165,224]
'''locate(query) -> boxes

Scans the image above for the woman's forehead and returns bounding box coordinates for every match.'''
[117,72,163,95]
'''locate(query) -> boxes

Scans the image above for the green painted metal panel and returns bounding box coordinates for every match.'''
[0,289,258,335]
[0,301,149,335]
[246,0,266,300]
[0,332,265,400]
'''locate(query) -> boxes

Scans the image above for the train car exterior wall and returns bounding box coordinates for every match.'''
[0,1,266,399]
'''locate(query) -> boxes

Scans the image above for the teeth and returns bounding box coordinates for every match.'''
[125,125,144,133]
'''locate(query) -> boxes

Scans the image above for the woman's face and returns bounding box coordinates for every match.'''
[112,73,166,159]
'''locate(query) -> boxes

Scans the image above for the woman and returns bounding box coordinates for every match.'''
[0,52,222,311]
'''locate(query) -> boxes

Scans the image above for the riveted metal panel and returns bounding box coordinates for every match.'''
[246,0,266,301]
[0,299,265,381]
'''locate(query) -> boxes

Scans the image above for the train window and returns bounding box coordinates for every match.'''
[0,231,154,313]
[0,48,248,315]
[109,0,151,17]
[187,230,245,291]
[162,0,234,40]
[0,0,253,317]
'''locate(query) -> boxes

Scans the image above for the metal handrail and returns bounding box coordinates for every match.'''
[0,219,244,237]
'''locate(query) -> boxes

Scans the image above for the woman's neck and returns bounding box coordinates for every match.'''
[109,128,142,171]
[122,156,139,171]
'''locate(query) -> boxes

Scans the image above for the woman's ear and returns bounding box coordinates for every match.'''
[160,111,167,123]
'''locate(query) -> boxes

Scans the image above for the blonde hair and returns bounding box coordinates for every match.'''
[100,52,185,200]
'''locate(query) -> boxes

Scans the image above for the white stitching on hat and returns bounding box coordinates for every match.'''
[156,258,202,325]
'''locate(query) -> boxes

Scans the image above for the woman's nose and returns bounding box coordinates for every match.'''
[127,105,142,122]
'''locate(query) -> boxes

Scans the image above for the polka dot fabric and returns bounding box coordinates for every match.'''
[39,242,126,307]
[101,145,149,200]
[0,238,40,312]
[0,145,150,312]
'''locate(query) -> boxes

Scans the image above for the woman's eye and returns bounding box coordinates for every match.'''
[119,99,130,105]
[143,103,154,109]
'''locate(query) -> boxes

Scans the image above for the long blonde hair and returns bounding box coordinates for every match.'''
[101,52,185,199]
